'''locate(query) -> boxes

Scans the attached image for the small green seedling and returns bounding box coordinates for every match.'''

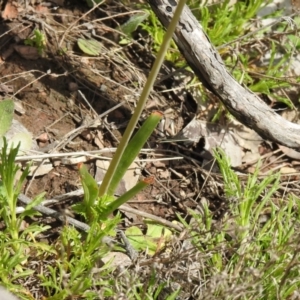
[0,138,50,291]
[74,112,162,223]
[75,162,155,222]
[24,29,46,54]
[0,138,47,244]
[75,0,186,233]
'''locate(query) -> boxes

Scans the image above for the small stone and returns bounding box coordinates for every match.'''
[68,82,78,92]
[37,132,49,143]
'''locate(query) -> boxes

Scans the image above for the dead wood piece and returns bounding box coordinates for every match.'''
[148,0,300,149]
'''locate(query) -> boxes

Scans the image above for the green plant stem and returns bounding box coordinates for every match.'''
[107,111,162,196]
[101,177,154,219]
[98,0,187,197]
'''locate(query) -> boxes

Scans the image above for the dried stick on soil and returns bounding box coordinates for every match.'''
[51,188,183,231]
[148,0,300,149]
[18,191,182,235]
[119,205,183,231]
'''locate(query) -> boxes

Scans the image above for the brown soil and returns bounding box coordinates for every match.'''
[0,0,211,218]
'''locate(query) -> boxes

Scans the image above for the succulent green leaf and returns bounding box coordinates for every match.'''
[77,38,102,56]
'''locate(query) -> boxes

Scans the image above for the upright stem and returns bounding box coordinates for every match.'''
[98,0,187,197]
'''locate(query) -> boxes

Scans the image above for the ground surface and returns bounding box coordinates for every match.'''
[0,0,216,220]
[1,0,300,299]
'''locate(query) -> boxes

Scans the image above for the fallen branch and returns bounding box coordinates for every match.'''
[148,0,300,149]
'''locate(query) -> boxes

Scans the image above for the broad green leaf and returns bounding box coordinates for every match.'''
[77,38,102,56]
[126,226,157,254]
[146,221,172,254]
[0,99,14,138]
[120,11,149,38]
[146,221,172,240]
[125,224,164,255]
[125,226,145,251]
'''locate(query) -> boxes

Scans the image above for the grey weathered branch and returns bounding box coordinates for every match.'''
[148,0,300,149]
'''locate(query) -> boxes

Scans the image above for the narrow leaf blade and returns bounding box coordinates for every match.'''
[120,11,150,37]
